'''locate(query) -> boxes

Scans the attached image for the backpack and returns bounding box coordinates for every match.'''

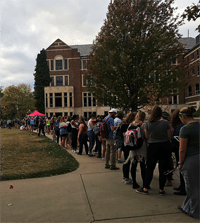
[113,124,124,148]
[99,117,111,139]
[124,125,143,150]
[93,121,102,135]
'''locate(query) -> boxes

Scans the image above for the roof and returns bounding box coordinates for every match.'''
[69,44,93,57]
[179,37,196,50]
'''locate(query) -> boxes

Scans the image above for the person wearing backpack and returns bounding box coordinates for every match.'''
[123,111,148,189]
[103,109,119,170]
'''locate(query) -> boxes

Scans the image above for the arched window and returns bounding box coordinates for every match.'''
[188,86,192,96]
[55,55,63,70]
[196,83,200,94]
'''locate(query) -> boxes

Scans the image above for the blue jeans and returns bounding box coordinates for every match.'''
[88,130,95,153]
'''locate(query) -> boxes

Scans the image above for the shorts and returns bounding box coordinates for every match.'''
[61,134,68,137]
[30,124,34,127]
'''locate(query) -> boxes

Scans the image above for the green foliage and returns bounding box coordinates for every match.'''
[33,49,51,113]
[182,0,200,32]
[1,84,36,119]
[193,108,200,117]
[86,0,188,111]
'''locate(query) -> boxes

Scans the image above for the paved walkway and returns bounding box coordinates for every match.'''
[1,133,198,222]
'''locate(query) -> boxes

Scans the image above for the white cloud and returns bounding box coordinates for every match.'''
[1,0,199,90]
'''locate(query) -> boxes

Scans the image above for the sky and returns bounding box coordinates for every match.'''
[1,0,199,91]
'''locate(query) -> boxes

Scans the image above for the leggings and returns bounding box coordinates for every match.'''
[144,141,171,190]
[72,128,78,149]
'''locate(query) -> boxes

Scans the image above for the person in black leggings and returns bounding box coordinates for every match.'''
[136,106,172,195]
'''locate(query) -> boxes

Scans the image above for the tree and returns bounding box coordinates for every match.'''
[182,0,200,32]
[33,49,51,113]
[86,0,188,111]
[1,84,36,119]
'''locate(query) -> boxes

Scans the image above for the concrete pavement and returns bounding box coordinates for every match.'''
[1,133,198,222]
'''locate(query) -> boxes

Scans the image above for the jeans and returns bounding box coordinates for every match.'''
[88,130,95,153]
[79,134,88,155]
[95,134,102,157]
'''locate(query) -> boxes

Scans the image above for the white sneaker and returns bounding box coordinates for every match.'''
[102,157,105,160]
[72,150,74,153]
[75,150,79,153]
[73,150,76,153]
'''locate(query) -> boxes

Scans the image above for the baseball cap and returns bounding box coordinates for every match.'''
[109,108,117,113]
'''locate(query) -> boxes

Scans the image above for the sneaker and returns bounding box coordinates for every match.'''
[159,190,165,195]
[72,150,74,153]
[136,188,148,195]
[110,166,120,170]
[102,157,105,161]
[118,159,124,163]
[75,150,79,153]
[105,165,110,169]
[133,182,140,189]
[124,179,133,184]
[73,150,76,153]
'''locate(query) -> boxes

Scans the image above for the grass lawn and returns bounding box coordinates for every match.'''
[1,128,79,181]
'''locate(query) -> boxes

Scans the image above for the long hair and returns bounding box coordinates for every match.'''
[123,112,136,125]
[79,117,87,126]
[171,110,182,129]
[149,106,162,122]
[135,110,146,122]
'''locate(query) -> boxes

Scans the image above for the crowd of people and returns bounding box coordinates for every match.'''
[2,105,199,219]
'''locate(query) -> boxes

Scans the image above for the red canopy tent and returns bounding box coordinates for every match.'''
[28,110,45,117]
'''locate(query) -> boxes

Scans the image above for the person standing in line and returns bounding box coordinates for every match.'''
[114,111,124,163]
[170,110,186,196]
[66,116,72,148]
[50,116,56,141]
[93,115,103,158]
[136,105,172,195]
[71,115,79,153]
[77,117,88,155]
[59,117,69,149]
[87,114,97,156]
[123,111,148,189]
[104,109,119,170]
[38,116,45,136]
[54,116,61,146]
[29,116,35,135]
[178,106,199,219]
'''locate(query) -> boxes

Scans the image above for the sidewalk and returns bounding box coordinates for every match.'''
[1,133,198,222]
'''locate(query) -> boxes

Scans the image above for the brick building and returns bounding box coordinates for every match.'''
[44,36,199,118]
[44,39,110,118]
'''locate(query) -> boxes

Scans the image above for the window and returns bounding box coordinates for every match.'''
[172,57,176,65]
[55,93,62,107]
[192,68,195,75]
[64,112,68,117]
[191,53,194,60]
[70,93,73,107]
[197,50,199,59]
[83,76,87,86]
[50,93,53,107]
[196,84,200,94]
[56,60,63,70]
[64,93,68,107]
[173,95,177,104]
[50,76,54,86]
[46,93,48,108]
[188,86,192,96]
[55,112,62,117]
[50,60,54,70]
[50,113,53,118]
[56,76,63,86]
[82,60,87,69]
[198,66,200,76]
[64,59,68,70]
[83,93,96,107]
[65,76,69,86]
